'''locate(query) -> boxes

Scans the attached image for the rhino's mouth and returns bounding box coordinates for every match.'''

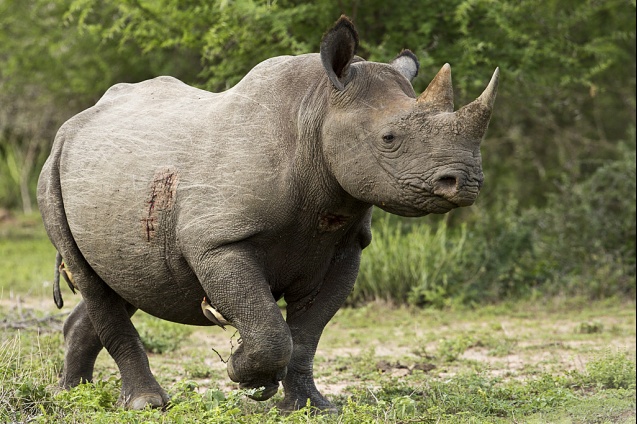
[378,196,457,217]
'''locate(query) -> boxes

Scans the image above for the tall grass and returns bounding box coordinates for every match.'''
[355,215,470,308]
[0,332,63,422]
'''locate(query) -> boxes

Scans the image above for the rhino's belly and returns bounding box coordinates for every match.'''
[63,195,212,325]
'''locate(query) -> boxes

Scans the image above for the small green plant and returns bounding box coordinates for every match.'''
[582,349,636,390]
[184,359,214,379]
[53,378,119,411]
[437,334,474,362]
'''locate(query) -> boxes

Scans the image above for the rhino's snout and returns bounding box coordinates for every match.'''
[432,171,482,207]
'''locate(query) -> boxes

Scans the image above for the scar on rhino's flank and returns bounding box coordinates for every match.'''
[142,168,179,241]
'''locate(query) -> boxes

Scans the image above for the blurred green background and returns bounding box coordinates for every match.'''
[1,0,635,306]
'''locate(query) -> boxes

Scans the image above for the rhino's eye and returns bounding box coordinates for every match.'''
[382,134,395,143]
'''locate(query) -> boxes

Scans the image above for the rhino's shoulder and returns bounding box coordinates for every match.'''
[231,54,322,91]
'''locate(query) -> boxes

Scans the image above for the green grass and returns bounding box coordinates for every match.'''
[1,321,635,423]
[1,215,636,422]
[0,213,57,296]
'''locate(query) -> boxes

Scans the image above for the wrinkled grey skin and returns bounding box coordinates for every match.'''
[37,16,498,412]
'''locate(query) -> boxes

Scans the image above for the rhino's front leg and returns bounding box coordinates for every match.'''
[279,243,364,412]
[191,246,293,400]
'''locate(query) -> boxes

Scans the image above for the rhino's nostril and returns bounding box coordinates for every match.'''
[436,176,458,190]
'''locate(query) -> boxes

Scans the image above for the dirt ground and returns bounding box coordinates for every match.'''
[2,294,635,400]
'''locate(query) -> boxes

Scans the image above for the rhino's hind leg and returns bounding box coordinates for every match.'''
[63,267,169,409]
[60,300,105,387]
[60,299,139,387]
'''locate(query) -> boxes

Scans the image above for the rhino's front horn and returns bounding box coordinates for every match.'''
[475,67,500,110]
[455,67,500,139]
[417,63,454,113]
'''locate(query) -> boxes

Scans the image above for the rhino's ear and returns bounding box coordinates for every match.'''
[390,50,419,82]
[320,15,359,91]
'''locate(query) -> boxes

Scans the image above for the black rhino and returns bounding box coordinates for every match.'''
[38,16,498,412]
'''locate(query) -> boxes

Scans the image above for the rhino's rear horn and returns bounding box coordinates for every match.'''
[321,15,359,91]
[417,63,454,113]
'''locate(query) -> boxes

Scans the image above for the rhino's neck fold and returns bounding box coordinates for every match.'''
[292,77,368,217]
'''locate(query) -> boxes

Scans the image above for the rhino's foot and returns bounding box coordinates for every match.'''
[279,367,337,413]
[119,389,170,410]
[227,341,290,402]
[276,393,337,414]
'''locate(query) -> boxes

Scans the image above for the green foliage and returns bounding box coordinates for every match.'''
[580,349,636,390]
[53,378,120,411]
[64,0,319,91]
[532,142,637,298]
[437,334,474,362]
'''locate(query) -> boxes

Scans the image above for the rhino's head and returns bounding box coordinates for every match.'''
[319,17,499,216]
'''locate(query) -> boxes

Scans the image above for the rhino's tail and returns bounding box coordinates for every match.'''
[53,252,78,309]
[39,119,86,310]
[54,252,64,309]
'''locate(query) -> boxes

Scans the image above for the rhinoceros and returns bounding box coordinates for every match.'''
[37,16,498,412]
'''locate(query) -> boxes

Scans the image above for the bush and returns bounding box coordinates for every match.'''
[533,143,636,298]
[576,349,637,390]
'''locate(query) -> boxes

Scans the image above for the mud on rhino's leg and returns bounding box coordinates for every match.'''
[279,244,366,412]
[191,246,293,400]
[67,266,169,409]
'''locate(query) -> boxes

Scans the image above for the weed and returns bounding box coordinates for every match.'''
[184,359,214,379]
[437,334,474,362]
[581,349,636,390]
